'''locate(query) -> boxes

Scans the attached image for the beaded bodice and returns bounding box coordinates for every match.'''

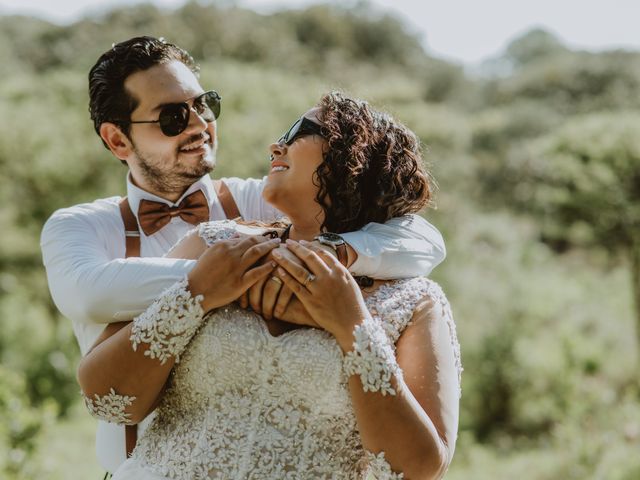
[130,221,462,479]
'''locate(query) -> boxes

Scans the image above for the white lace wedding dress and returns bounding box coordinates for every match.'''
[109,221,462,480]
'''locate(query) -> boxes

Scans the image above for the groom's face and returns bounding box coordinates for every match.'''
[123,60,218,195]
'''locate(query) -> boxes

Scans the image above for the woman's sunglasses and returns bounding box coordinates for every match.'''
[124,90,222,137]
[278,117,324,145]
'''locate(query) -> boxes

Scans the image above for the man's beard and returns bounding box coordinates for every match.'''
[133,144,215,196]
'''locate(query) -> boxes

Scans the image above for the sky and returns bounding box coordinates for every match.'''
[1,0,639,64]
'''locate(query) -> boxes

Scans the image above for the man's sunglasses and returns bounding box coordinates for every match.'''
[124,90,221,137]
[278,117,324,145]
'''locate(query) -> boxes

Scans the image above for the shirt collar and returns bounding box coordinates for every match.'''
[126,172,216,219]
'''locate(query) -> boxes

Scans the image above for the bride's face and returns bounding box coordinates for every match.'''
[262,108,327,221]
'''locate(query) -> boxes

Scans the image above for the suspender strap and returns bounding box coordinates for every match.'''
[125,424,138,458]
[116,183,234,459]
[118,197,139,457]
[214,179,242,220]
[119,197,141,258]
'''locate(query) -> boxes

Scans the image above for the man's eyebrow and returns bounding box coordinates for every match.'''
[150,92,205,113]
[150,101,176,113]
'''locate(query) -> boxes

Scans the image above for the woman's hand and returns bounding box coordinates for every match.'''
[272,239,370,351]
[188,235,281,312]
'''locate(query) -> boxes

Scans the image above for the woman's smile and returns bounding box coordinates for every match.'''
[269,159,290,173]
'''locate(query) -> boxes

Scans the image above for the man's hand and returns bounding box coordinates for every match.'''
[277,297,320,328]
[188,236,281,312]
[238,245,297,320]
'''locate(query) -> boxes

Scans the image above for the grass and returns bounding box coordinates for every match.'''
[34,404,103,479]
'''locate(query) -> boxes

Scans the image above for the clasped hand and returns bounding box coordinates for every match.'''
[187,235,281,312]
[187,235,368,346]
[271,240,371,351]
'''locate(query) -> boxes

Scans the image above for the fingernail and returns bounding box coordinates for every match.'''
[286,239,296,246]
[299,239,308,245]
[277,267,286,275]
[272,250,281,258]
[271,238,281,243]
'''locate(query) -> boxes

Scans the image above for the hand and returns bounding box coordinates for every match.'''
[188,235,280,312]
[272,240,371,351]
[277,297,320,328]
[239,245,297,320]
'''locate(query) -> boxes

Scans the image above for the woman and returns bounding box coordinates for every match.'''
[79,92,462,479]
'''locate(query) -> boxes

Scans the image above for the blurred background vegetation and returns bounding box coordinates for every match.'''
[0,1,639,478]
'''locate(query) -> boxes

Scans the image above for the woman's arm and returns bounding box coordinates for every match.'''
[273,240,460,480]
[79,321,175,424]
[164,228,208,259]
[78,236,280,425]
[342,298,459,479]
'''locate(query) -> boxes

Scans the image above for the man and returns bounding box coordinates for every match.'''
[40,36,446,475]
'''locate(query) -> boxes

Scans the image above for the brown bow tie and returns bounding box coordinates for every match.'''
[138,190,209,236]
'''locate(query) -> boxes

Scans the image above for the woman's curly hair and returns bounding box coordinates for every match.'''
[314,92,435,233]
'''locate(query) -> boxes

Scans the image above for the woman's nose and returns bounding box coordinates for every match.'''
[269,141,287,159]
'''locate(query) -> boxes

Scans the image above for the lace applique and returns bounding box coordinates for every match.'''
[127,279,458,479]
[130,278,205,364]
[366,277,463,397]
[83,388,136,425]
[197,219,238,246]
[343,317,403,396]
[361,451,404,479]
[365,278,431,344]
[424,281,463,396]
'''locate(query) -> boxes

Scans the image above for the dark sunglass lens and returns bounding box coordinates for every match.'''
[205,91,221,120]
[159,103,190,136]
[282,119,302,145]
[193,91,221,122]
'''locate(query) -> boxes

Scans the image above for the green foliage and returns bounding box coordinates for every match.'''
[0,365,52,478]
[487,50,640,114]
[518,112,640,251]
[505,28,568,67]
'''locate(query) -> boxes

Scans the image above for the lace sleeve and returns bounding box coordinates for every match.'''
[198,220,239,246]
[359,451,404,479]
[130,278,205,364]
[343,316,403,396]
[81,279,204,424]
[82,388,137,425]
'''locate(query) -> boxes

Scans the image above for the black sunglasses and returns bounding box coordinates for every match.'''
[123,90,222,137]
[278,117,324,145]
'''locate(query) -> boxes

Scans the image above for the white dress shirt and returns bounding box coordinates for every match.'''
[40,173,446,473]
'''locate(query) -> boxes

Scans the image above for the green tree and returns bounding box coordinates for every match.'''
[516,112,640,347]
[505,28,567,67]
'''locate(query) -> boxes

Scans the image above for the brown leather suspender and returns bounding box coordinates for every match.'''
[119,198,141,258]
[116,182,240,458]
[213,179,242,220]
[118,197,140,458]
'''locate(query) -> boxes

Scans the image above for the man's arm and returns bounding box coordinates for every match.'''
[224,176,446,278]
[41,205,196,325]
[341,214,446,278]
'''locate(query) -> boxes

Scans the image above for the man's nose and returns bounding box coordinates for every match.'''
[183,107,209,136]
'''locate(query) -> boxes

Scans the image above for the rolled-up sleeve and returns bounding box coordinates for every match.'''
[41,208,196,324]
[341,215,446,279]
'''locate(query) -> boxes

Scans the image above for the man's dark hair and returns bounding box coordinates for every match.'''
[89,36,199,149]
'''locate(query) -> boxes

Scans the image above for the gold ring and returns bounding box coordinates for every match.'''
[303,273,316,286]
[270,276,283,286]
